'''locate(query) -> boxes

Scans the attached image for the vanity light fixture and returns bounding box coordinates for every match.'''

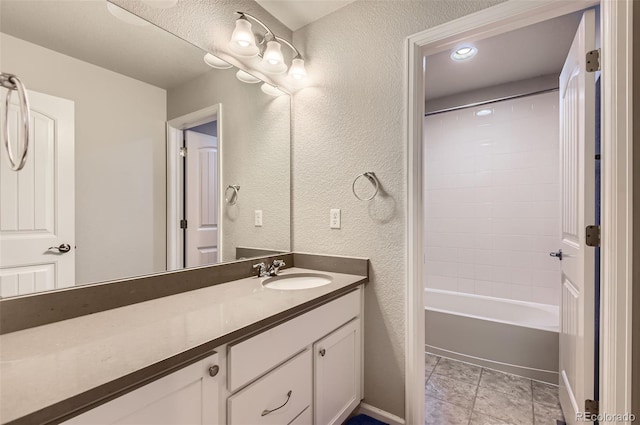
[229,12,307,80]
[203,53,232,69]
[451,45,477,61]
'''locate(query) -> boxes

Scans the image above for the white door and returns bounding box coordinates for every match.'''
[62,353,220,424]
[557,10,596,424]
[185,130,218,267]
[0,90,74,297]
[314,318,362,425]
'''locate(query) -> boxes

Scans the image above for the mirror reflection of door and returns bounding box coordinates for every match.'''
[0,90,75,297]
[184,125,218,267]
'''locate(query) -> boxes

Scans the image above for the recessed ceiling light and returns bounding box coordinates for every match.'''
[475,109,493,116]
[451,46,477,61]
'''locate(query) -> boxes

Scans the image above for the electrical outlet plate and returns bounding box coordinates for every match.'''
[330,209,341,229]
[254,210,263,227]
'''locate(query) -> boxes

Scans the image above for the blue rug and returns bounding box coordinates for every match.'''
[346,414,389,425]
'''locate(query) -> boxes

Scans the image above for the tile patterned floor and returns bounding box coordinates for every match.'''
[425,354,565,425]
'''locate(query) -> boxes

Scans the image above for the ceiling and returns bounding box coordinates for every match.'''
[0,0,211,90]
[424,12,583,100]
[255,0,357,31]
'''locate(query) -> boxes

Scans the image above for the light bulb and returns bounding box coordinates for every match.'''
[261,40,287,74]
[203,53,232,69]
[229,18,259,57]
[288,58,307,80]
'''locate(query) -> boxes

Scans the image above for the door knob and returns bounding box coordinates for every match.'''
[48,243,71,253]
[549,249,563,261]
[319,348,326,357]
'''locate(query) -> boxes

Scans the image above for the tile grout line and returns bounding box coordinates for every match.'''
[530,378,535,425]
[466,367,484,425]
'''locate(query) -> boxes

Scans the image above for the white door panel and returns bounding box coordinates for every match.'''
[0,90,74,297]
[558,9,596,424]
[185,130,218,267]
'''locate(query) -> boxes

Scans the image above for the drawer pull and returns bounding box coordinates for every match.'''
[208,365,219,377]
[319,349,326,357]
[261,390,292,416]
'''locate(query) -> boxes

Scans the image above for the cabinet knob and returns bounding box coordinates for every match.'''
[319,348,326,357]
[208,365,219,377]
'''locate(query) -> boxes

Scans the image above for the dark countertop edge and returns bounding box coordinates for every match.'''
[5,277,367,425]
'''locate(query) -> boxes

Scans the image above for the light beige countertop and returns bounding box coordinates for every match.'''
[0,267,366,425]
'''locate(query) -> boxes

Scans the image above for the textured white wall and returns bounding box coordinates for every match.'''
[1,33,167,285]
[168,68,291,262]
[424,91,561,306]
[291,0,505,417]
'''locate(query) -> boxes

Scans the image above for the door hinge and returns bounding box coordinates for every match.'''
[179,147,187,157]
[586,49,600,72]
[585,399,599,416]
[586,225,600,247]
[180,219,187,229]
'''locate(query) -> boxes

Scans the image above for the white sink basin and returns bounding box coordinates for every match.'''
[262,273,333,290]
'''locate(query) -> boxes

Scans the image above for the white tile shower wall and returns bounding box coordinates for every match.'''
[424,91,561,306]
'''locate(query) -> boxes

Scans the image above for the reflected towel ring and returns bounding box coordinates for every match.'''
[352,172,379,201]
[225,185,240,205]
[1,73,30,171]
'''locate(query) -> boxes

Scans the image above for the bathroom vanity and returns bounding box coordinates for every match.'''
[0,254,368,425]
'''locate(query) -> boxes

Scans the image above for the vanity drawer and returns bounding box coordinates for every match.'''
[227,349,311,425]
[228,288,360,392]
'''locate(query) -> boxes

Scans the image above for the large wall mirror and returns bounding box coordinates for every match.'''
[0,0,290,298]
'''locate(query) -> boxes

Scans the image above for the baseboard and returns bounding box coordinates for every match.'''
[356,402,405,425]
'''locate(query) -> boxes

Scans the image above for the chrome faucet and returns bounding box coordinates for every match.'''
[253,259,286,277]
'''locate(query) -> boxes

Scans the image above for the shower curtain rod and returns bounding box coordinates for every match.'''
[424,87,559,117]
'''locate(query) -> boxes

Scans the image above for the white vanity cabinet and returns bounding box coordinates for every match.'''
[61,286,363,425]
[62,353,221,425]
[314,318,362,425]
[226,287,363,425]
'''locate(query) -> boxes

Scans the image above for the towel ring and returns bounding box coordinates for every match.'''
[1,73,30,171]
[352,172,379,201]
[225,185,240,205]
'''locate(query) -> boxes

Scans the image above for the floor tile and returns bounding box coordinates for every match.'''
[532,381,561,408]
[470,411,512,425]
[425,353,440,377]
[479,368,533,399]
[533,401,564,425]
[425,397,471,425]
[433,357,482,386]
[426,373,478,409]
[474,386,534,425]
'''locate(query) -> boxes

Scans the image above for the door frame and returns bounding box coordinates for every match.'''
[166,104,223,270]
[404,1,634,424]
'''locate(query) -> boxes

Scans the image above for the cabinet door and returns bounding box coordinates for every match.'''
[314,318,362,425]
[63,353,221,425]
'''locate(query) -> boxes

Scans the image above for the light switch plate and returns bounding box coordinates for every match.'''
[254,210,263,227]
[330,209,341,229]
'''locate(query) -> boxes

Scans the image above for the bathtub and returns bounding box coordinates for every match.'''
[425,288,559,383]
